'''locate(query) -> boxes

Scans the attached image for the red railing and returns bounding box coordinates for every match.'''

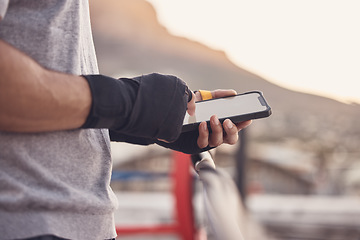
[115,151,195,240]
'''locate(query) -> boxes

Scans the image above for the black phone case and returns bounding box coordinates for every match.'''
[182,91,272,132]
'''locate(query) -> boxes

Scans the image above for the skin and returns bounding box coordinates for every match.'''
[0,39,92,132]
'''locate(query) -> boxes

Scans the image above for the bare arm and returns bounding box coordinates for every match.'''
[0,39,91,132]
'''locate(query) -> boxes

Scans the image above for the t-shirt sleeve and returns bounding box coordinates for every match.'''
[0,0,9,20]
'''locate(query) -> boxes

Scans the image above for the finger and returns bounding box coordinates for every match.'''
[235,120,252,131]
[197,121,209,149]
[157,138,170,143]
[187,91,196,116]
[211,89,237,99]
[195,91,203,102]
[208,115,223,147]
[196,89,237,101]
[223,119,239,145]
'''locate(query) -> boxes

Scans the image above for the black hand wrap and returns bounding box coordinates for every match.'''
[82,73,190,142]
[155,131,214,154]
[109,130,214,154]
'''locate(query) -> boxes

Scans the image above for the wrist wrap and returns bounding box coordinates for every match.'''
[82,73,190,142]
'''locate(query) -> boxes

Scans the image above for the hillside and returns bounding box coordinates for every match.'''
[89,0,360,193]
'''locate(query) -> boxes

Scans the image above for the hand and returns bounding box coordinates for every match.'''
[137,89,252,154]
[195,90,252,148]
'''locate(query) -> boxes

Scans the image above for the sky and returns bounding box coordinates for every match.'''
[147,0,360,104]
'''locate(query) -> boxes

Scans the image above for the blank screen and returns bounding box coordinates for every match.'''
[183,92,267,125]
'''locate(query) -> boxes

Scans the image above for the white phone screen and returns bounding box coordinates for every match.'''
[183,92,267,125]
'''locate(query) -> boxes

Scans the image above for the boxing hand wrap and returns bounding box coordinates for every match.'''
[81,74,138,130]
[155,131,214,154]
[82,73,191,142]
[109,130,213,154]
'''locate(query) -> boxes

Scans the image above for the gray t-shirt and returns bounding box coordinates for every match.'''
[0,1,118,239]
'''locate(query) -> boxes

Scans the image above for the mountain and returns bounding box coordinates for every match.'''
[89,0,360,179]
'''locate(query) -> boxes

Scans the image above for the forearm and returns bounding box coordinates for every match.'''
[0,39,91,132]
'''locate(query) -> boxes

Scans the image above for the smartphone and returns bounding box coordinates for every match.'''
[182,91,271,132]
